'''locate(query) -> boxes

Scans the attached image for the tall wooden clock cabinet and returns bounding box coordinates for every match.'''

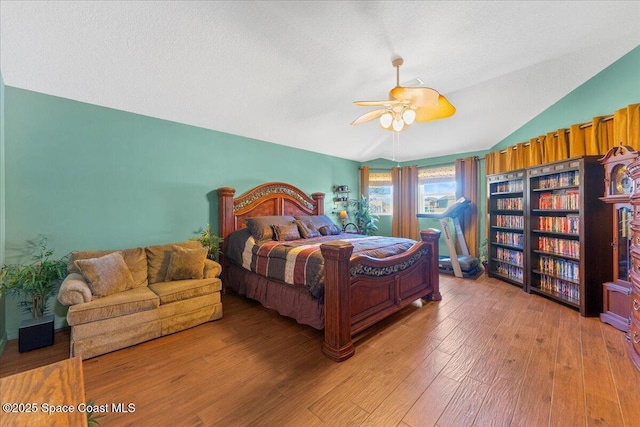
[599,145,637,332]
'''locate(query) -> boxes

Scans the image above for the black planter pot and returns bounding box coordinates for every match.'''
[18,314,54,352]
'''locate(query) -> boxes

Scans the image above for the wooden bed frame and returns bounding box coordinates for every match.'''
[217,182,441,362]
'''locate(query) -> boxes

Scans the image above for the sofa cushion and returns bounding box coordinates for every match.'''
[149,277,222,305]
[146,241,204,285]
[165,245,208,281]
[67,287,160,326]
[74,252,135,297]
[68,247,148,289]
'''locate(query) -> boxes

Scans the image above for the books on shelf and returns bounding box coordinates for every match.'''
[537,171,579,189]
[494,231,524,248]
[538,190,579,210]
[495,214,524,229]
[537,236,580,258]
[538,215,579,234]
[495,180,523,193]
[496,197,523,210]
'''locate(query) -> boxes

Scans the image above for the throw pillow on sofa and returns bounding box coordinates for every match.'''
[74,251,135,297]
[164,245,208,281]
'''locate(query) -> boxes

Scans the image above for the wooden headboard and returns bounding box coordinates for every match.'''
[217,182,325,250]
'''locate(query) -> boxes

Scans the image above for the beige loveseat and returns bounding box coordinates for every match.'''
[57,240,223,359]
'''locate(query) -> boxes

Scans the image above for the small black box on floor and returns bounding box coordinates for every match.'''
[19,314,54,352]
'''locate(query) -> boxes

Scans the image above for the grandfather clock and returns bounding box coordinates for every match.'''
[599,145,638,332]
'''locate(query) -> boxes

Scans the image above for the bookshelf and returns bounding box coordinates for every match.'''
[527,157,612,316]
[487,170,526,288]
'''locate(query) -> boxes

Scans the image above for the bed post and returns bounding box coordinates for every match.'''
[420,228,442,301]
[320,241,355,362]
[312,192,325,215]
[217,187,236,252]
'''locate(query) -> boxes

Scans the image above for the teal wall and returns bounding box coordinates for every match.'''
[3,88,359,339]
[0,72,7,353]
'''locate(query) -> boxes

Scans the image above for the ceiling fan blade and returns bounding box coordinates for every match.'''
[351,109,388,125]
[414,95,456,122]
[354,99,403,107]
[390,86,439,107]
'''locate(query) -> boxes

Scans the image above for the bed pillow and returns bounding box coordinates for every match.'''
[319,224,342,236]
[293,215,335,231]
[244,216,296,241]
[165,245,208,281]
[272,223,302,241]
[295,219,321,238]
[74,251,135,297]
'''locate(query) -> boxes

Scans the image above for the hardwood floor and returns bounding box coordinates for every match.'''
[2,273,639,426]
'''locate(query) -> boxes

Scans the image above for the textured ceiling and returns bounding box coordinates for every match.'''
[1,1,639,162]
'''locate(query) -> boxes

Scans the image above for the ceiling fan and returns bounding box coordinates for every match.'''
[351,56,455,132]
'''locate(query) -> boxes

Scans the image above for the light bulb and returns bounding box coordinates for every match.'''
[380,112,393,128]
[403,109,416,125]
[392,119,404,132]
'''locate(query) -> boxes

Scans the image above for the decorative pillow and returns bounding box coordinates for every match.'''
[294,215,335,231]
[165,245,208,281]
[295,219,321,238]
[74,251,135,297]
[319,224,342,236]
[244,216,296,241]
[272,223,302,241]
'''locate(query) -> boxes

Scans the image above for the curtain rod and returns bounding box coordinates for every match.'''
[498,114,615,154]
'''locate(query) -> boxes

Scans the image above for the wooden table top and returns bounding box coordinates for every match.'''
[0,356,87,427]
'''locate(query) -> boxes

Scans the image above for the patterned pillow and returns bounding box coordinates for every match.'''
[244,216,296,241]
[294,215,335,231]
[272,223,302,241]
[319,224,342,236]
[295,219,321,238]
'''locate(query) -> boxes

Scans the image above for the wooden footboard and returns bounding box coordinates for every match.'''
[320,229,441,362]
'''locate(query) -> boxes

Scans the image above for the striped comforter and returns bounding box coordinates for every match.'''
[226,229,416,299]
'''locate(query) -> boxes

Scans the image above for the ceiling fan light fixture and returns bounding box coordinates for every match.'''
[402,108,416,125]
[392,118,405,132]
[351,55,455,131]
[380,112,393,128]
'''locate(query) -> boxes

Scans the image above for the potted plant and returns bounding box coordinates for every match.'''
[479,238,489,273]
[352,195,379,236]
[0,235,68,318]
[0,235,68,352]
[191,224,224,262]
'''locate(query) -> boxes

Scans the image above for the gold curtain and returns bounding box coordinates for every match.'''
[359,166,369,199]
[391,165,419,239]
[487,103,640,174]
[455,157,480,257]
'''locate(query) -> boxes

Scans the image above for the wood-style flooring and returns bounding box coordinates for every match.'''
[1,273,639,426]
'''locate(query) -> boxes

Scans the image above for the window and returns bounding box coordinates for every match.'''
[368,171,392,215]
[418,166,456,214]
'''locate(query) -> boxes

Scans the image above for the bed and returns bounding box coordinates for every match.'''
[217,182,441,362]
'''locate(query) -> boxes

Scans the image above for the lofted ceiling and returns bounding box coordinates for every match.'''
[1,1,639,162]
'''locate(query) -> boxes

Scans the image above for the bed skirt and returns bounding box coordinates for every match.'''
[225,261,325,330]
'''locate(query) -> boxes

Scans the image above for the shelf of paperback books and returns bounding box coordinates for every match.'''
[527,157,612,316]
[487,170,526,288]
